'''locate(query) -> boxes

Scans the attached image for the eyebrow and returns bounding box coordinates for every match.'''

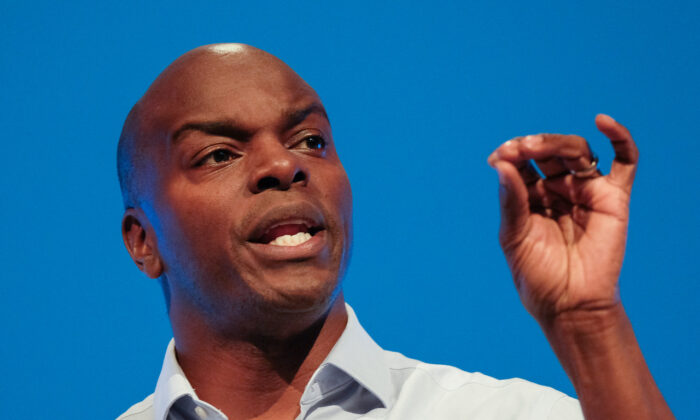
[283,102,330,131]
[171,119,250,144]
[171,102,330,144]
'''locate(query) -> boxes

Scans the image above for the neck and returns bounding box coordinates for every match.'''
[172,294,348,420]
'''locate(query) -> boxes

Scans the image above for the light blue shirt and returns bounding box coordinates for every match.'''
[118,305,583,419]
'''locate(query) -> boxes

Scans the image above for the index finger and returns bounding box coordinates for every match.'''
[595,114,639,190]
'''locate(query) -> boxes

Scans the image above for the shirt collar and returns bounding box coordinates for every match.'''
[152,303,393,419]
[313,303,394,409]
[153,339,203,420]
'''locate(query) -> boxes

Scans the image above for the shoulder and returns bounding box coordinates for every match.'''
[116,394,155,420]
[382,350,582,419]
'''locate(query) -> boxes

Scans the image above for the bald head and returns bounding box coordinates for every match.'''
[118,43,351,330]
[117,43,319,209]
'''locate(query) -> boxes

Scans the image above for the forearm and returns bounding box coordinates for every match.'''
[540,304,674,420]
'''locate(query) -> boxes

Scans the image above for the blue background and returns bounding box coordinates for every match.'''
[1,1,698,418]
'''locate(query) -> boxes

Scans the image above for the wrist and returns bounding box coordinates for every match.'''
[537,302,636,394]
[538,304,674,419]
[538,302,627,340]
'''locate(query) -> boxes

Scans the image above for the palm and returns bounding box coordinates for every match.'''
[489,114,638,321]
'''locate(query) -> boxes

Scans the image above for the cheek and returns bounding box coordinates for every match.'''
[325,167,353,243]
[155,183,241,272]
[339,177,353,232]
[335,166,353,222]
[329,170,353,279]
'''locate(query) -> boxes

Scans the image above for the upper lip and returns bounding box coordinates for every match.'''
[247,201,326,244]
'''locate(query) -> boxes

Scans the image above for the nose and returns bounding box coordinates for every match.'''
[248,139,308,194]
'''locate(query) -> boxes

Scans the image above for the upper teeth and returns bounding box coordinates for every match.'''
[269,232,312,246]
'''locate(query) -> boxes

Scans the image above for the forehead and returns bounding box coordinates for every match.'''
[143,50,321,134]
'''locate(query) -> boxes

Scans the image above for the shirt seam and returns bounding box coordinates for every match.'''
[118,405,153,419]
[390,365,547,393]
[118,397,154,418]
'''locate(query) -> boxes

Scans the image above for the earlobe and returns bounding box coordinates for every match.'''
[122,209,163,279]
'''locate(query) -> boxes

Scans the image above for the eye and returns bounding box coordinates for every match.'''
[195,148,238,167]
[211,149,234,162]
[302,135,326,151]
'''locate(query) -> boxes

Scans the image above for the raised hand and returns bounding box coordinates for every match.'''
[488,115,674,419]
[487,114,638,322]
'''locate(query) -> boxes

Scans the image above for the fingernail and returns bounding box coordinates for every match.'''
[522,135,542,148]
[598,113,616,123]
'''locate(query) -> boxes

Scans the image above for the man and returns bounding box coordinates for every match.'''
[117,43,673,419]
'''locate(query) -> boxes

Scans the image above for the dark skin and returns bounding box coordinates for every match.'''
[122,45,351,419]
[489,120,673,419]
[122,44,673,419]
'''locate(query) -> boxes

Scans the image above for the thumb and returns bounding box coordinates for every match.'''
[494,160,530,247]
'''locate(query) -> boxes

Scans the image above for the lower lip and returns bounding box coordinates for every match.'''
[246,230,328,261]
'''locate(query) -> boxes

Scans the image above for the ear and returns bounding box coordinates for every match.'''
[122,208,164,279]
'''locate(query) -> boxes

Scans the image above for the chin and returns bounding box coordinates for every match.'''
[254,269,341,314]
[236,274,341,339]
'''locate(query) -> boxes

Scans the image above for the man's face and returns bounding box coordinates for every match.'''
[136,49,352,332]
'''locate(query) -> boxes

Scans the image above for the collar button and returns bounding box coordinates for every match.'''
[194,406,209,419]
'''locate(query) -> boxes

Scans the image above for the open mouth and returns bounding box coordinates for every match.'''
[250,220,325,247]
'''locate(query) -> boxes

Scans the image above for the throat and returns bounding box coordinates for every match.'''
[172,297,349,419]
